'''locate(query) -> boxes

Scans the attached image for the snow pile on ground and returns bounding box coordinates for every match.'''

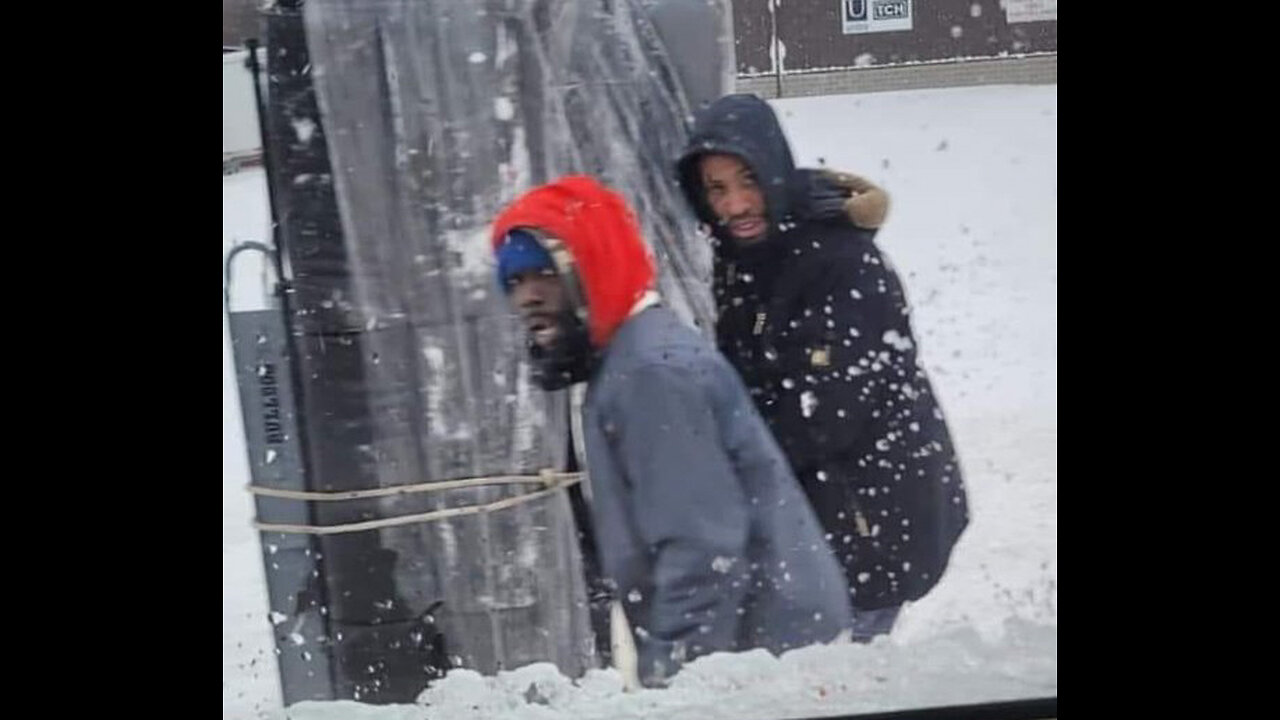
[269,617,1054,720]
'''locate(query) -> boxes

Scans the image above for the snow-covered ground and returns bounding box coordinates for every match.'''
[223,83,1056,720]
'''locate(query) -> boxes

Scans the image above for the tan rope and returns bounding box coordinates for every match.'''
[247,470,581,501]
[249,471,582,536]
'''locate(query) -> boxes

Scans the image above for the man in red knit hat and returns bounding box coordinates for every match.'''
[491,175,852,688]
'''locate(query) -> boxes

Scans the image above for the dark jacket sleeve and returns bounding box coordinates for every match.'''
[764,234,920,473]
[596,360,751,685]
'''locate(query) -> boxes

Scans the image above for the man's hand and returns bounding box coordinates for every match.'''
[792,168,891,229]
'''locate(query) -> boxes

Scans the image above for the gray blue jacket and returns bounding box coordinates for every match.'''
[582,305,852,684]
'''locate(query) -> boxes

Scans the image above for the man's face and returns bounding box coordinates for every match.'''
[700,153,768,246]
[507,268,570,350]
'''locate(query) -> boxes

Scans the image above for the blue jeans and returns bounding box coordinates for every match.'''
[850,605,901,642]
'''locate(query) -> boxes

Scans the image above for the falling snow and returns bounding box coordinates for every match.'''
[224,83,1057,719]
